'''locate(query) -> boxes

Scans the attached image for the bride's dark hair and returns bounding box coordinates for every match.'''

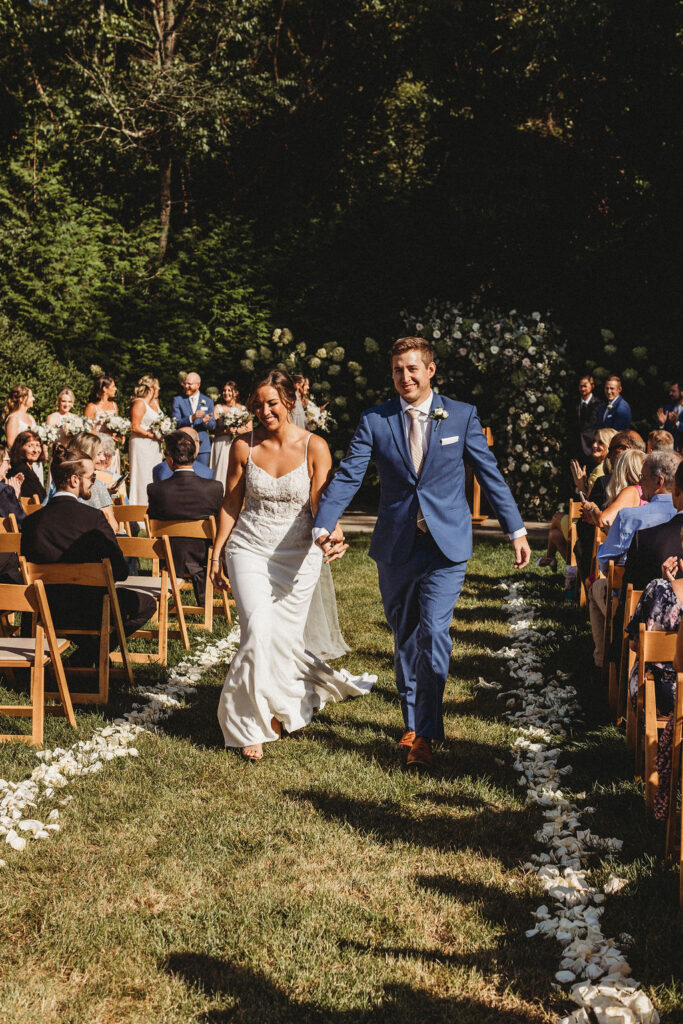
[247,369,297,414]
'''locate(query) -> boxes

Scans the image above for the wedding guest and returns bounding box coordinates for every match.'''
[129,375,163,506]
[0,445,25,525]
[573,374,600,460]
[95,434,127,501]
[647,429,675,452]
[153,427,216,483]
[596,375,632,430]
[21,446,156,666]
[655,381,683,447]
[171,372,215,466]
[3,385,39,450]
[210,381,249,484]
[290,375,307,428]
[46,388,76,443]
[8,430,46,502]
[67,432,119,533]
[588,450,680,666]
[147,431,223,604]
[538,428,616,569]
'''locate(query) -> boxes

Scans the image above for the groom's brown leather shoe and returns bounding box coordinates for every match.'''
[406,736,433,770]
[397,729,415,749]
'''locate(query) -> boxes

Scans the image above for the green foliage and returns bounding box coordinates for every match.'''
[0,317,90,428]
[403,299,571,517]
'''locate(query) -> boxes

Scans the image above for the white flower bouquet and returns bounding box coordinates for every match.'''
[99,413,132,439]
[59,413,94,437]
[149,414,178,442]
[36,423,61,446]
[220,407,250,433]
[305,402,334,433]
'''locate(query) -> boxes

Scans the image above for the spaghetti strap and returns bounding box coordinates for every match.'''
[247,430,254,461]
[304,432,312,458]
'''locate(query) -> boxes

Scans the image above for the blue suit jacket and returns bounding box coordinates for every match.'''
[315,394,524,565]
[597,394,632,430]
[152,460,215,483]
[171,393,216,455]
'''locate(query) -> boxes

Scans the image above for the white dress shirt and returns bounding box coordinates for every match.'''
[189,392,199,414]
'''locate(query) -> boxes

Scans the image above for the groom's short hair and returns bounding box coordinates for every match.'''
[391,337,435,367]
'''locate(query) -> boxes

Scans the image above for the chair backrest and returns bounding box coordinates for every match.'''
[113,504,149,523]
[0,532,22,555]
[148,517,216,541]
[24,559,114,589]
[20,496,42,515]
[568,499,583,524]
[0,580,40,615]
[626,586,643,621]
[116,533,173,564]
[639,623,679,663]
[0,514,19,535]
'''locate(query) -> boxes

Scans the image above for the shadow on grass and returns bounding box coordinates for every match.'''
[285,789,536,867]
[164,952,546,1023]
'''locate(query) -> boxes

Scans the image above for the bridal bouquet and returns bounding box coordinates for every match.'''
[220,407,250,433]
[149,414,178,442]
[305,402,333,433]
[36,423,61,446]
[98,413,131,440]
[58,413,94,437]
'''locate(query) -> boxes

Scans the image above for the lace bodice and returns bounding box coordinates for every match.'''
[229,440,315,550]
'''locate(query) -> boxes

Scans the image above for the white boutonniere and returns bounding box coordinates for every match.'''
[429,407,449,430]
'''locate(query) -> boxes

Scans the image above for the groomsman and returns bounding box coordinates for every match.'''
[597,375,632,430]
[573,375,600,460]
[171,373,215,466]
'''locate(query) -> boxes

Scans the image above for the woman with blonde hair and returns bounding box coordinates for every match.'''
[129,376,163,505]
[46,388,76,444]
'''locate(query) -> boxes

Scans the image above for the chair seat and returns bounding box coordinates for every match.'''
[116,576,173,597]
[0,636,70,665]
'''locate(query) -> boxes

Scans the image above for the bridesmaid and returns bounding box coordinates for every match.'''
[3,385,39,449]
[210,380,250,485]
[84,374,118,425]
[46,387,76,444]
[129,375,163,506]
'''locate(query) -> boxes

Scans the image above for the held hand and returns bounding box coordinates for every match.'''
[512,536,531,569]
[315,524,349,563]
[210,557,229,591]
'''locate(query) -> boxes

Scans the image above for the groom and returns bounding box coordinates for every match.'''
[313,337,530,770]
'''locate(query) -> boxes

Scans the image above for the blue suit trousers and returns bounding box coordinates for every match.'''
[376,531,466,740]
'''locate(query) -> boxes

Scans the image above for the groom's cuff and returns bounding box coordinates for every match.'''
[312,527,329,542]
[509,528,527,540]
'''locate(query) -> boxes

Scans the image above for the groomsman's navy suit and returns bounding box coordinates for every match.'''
[171,393,215,466]
[314,392,524,740]
[597,394,631,430]
[152,459,215,483]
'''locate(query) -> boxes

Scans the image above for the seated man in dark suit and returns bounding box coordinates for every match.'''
[21,445,156,665]
[146,431,223,605]
[152,427,216,483]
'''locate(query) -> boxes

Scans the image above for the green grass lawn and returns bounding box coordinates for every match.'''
[0,535,680,1023]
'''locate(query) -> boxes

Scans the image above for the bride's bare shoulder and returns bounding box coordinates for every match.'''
[307,433,330,457]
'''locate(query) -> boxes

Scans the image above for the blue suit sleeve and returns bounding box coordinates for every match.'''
[172,396,191,428]
[462,406,524,535]
[614,401,632,429]
[314,412,374,533]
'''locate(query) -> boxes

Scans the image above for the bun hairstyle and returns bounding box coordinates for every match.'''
[133,375,158,400]
[247,369,297,415]
[88,374,114,404]
[2,384,31,423]
[50,443,91,489]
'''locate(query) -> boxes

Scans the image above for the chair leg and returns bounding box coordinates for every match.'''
[644,673,659,810]
[204,566,214,632]
[158,577,168,665]
[634,680,644,780]
[31,627,45,747]
[99,597,110,704]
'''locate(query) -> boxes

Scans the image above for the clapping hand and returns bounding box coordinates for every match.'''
[662,555,683,583]
[9,474,23,499]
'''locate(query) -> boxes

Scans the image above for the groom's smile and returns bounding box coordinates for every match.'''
[391,349,436,406]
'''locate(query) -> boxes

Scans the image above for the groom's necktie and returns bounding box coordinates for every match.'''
[406,407,427,532]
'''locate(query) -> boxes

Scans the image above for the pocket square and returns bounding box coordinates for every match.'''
[440,435,460,446]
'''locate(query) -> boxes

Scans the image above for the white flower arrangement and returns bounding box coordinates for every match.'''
[99,413,131,438]
[220,407,250,432]
[59,413,94,437]
[305,401,334,433]
[429,407,449,422]
[36,423,61,446]
[149,414,178,441]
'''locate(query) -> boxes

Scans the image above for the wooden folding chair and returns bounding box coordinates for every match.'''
[621,585,643,737]
[633,624,677,810]
[470,426,494,525]
[0,532,25,641]
[19,496,42,516]
[664,667,683,907]
[148,517,234,631]
[602,560,625,709]
[113,534,190,662]
[22,560,134,704]
[112,504,150,537]
[0,579,75,745]
[0,514,19,534]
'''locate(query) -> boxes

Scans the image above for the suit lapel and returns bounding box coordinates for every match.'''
[387,400,417,480]
[419,392,442,479]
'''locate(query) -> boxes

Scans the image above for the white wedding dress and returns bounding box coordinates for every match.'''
[129,402,162,505]
[217,435,375,748]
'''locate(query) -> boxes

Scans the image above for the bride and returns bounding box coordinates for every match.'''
[211,369,375,761]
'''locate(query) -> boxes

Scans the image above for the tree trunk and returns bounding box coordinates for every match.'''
[158,146,172,263]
